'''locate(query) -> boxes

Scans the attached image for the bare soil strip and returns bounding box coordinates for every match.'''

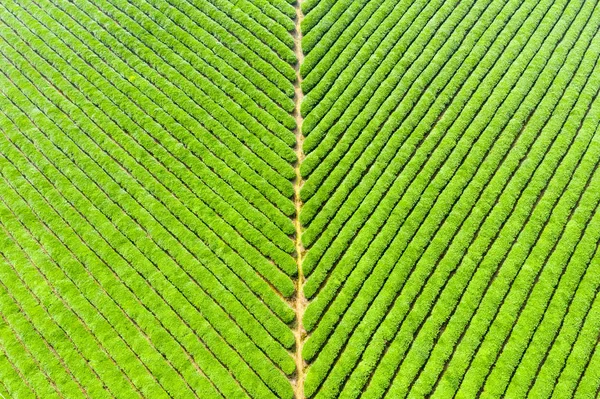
[292,1,307,397]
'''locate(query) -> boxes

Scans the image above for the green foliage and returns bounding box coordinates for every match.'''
[2,0,600,397]
[301,0,600,397]
[0,0,297,397]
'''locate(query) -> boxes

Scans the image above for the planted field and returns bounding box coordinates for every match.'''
[0,0,599,398]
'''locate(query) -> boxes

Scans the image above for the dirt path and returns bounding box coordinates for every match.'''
[292,1,307,398]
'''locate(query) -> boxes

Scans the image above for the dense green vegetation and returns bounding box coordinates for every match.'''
[0,0,298,397]
[1,0,600,398]
[300,0,600,397]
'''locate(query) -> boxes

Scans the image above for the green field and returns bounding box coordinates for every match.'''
[1,0,600,397]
